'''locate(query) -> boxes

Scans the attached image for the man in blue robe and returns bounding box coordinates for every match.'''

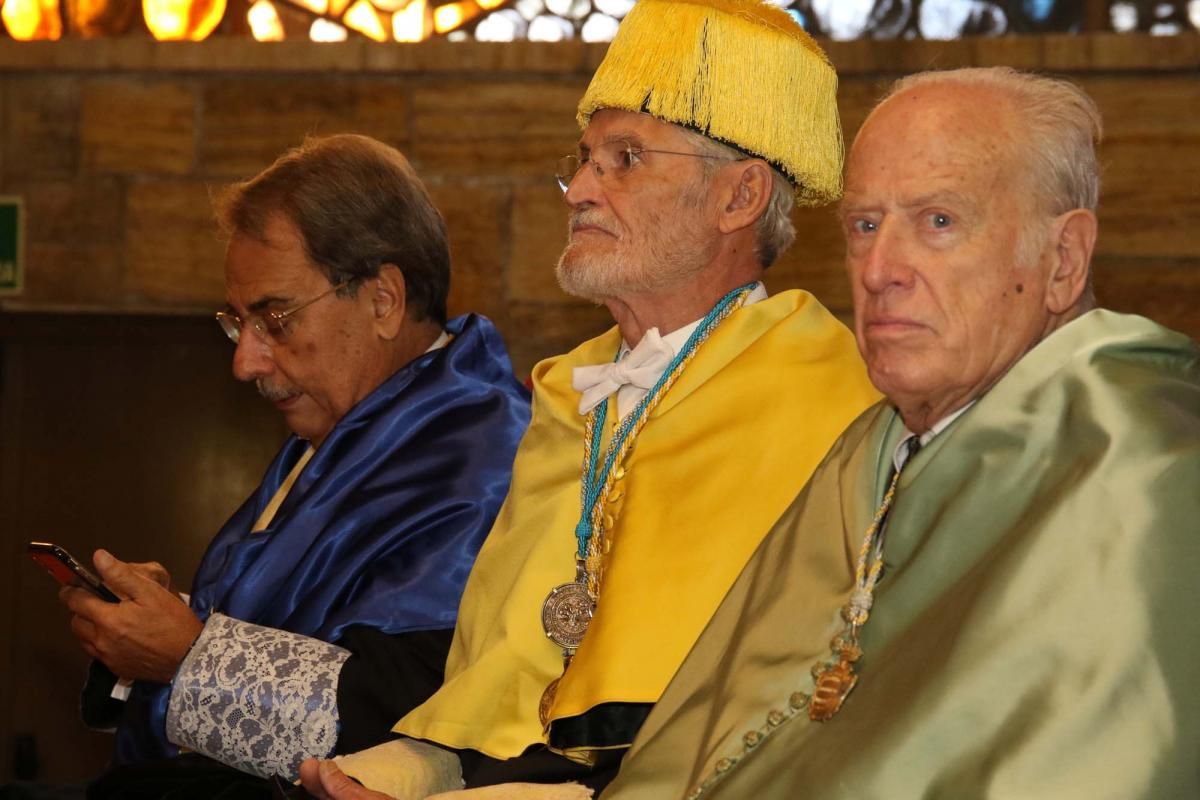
[57,134,531,795]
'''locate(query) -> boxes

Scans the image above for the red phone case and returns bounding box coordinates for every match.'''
[28,542,120,602]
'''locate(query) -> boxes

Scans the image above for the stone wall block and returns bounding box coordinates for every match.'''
[199,79,407,178]
[1097,140,1200,259]
[509,182,572,305]
[1094,257,1200,340]
[3,77,80,177]
[426,180,510,324]
[368,40,587,74]
[414,138,575,179]
[125,179,226,305]
[836,79,892,143]
[507,301,612,377]
[769,204,850,314]
[1078,32,1198,71]
[1042,33,1095,71]
[583,42,610,73]
[1082,76,1200,138]
[969,36,1044,69]
[157,40,366,72]
[21,243,124,305]
[412,80,582,141]
[81,79,196,175]
[411,81,581,177]
[828,40,881,75]
[3,177,124,245]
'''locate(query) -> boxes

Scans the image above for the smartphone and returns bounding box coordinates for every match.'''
[28,542,120,603]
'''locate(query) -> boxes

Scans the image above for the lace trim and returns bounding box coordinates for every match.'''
[166,613,351,780]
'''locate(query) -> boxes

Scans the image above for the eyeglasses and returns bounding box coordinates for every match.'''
[555,139,736,193]
[215,280,351,345]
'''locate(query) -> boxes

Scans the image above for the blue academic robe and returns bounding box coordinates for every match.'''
[112,313,531,765]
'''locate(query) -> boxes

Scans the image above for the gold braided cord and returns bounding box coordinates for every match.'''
[845,467,903,628]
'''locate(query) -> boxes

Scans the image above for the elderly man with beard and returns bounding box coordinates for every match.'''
[293,1,878,798]
[58,134,531,799]
[598,67,1200,800]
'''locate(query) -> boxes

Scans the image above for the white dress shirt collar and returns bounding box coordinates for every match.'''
[587,281,769,419]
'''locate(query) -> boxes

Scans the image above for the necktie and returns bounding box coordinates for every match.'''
[880,434,922,533]
[572,328,674,415]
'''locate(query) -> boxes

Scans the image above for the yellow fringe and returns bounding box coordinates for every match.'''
[578,0,843,206]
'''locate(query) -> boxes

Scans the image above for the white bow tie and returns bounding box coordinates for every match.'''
[572,329,675,415]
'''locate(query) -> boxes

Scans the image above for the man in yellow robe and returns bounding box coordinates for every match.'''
[601,68,1200,800]
[296,0,878,797]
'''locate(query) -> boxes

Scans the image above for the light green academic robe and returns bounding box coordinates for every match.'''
[602,309,1200,800]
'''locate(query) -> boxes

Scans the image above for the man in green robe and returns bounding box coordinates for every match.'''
[601,67,1200,800]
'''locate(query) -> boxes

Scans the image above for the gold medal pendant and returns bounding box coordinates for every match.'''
[541,580,594,651]
[809,640,862,722]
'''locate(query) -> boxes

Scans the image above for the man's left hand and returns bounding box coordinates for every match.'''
[60,549,204,684]
[298,759,397,800]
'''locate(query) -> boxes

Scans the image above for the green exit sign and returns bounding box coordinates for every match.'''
[0,196,23,294]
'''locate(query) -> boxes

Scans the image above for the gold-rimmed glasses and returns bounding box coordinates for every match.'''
[555,139,737,193]
[215,279,351,345]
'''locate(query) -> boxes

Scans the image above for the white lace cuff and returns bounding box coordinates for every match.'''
[165,613,351,780]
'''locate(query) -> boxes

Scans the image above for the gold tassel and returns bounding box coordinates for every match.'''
[578,0,843,206]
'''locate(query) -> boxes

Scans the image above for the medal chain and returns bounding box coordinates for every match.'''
[575,284,755,600]
[686,439,920,797]
[538,285,754,729]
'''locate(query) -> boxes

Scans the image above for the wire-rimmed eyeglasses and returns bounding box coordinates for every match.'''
[554,139,736,193]
[215,279,351,345]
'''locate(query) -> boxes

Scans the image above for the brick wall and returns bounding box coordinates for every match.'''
[1,35,1197,375]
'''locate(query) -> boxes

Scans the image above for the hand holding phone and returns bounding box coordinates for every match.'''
[53,548,204,684]
[28,542,120,603]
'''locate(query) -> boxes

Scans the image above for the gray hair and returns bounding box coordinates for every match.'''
[680,128,797,268]
[884,67,1103,216]
[216,134,450,324]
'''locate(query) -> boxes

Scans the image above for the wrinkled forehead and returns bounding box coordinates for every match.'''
[846,85,1021,201]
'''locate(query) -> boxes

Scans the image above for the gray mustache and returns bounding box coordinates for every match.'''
[256,379,296,402]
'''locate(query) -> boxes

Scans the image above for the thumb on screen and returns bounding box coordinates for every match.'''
[92,549,141,600]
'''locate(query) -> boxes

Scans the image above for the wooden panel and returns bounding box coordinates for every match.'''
[0,313,287,782]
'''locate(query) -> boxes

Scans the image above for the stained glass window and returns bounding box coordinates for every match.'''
[0,0,1196,41]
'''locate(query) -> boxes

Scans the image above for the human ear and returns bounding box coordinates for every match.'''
[1043,209,1096,315]
[372,264,408,339]
[717,160,773,236]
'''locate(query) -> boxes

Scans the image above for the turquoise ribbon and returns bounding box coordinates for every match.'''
[573,283,756,559]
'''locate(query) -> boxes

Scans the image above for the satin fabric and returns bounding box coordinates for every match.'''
[115,314,532,766]
[396,290,879,760]
[603,310,1200,800]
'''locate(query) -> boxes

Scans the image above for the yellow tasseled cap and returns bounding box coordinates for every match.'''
[578,0,843,206]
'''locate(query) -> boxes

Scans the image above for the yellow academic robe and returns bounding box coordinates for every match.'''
[396,289,879,760]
